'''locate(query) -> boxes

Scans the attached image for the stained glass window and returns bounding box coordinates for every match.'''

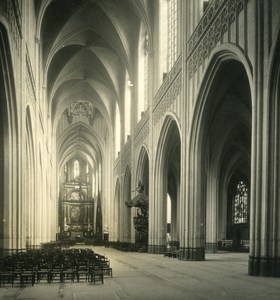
[234,181,248,224]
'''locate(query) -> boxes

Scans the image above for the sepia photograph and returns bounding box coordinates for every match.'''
[0,0,279,299]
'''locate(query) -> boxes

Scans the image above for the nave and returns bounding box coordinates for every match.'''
[0,246,279,300]
[1,0,280,281]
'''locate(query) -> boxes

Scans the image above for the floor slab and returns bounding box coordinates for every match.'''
[0,246,279,299]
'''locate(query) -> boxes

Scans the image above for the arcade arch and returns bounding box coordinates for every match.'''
[151,117,181,254]
[182,55,252,260]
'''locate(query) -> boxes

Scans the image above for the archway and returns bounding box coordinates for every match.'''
[136,147,149,196]
[183,56,252,260]
[206,61,251,253]
[151,117,181,254]
[134,147,149,251]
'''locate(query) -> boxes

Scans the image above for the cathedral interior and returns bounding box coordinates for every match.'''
[0,1,280,295]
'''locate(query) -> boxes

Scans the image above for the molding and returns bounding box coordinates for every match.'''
[122,137,132,159]
[153,54,182,110]
[121,138,132,171]
[134,122,149,149]
[153,73,182,125]
[134,109,150,149]
[187,0,245,78]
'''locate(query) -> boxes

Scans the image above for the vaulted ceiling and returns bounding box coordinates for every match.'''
[37,0,153,174]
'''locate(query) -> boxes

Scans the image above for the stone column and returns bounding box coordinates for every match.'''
[148,171,167,254]
[205,172,218,253]
[179,156,205,261]
[248,0,280,277]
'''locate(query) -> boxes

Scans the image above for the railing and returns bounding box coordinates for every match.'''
[187,0,245,77]
[153,54,182,111]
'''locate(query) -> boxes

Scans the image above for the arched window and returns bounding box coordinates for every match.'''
[168,0,178,71]
[86,162,89,182]
[73,160,80,179]
[124,71,131,141]
[137,24,148,121]
[158,0,168,84]
[114,103,120,158]
[233,181,248,224]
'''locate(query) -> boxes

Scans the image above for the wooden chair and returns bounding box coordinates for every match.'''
[75,261,90,282]
[89,265,103,285]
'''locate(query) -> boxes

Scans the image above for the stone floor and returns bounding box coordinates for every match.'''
[0,246,279,299]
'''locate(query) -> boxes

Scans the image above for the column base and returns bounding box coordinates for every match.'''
[248,256,280,277]
[148,245,166,254]
[205,242,218,253]
[179,247,205,261]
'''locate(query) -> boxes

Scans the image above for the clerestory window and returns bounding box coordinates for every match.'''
[74,160,80,179]
[168,0,178,71]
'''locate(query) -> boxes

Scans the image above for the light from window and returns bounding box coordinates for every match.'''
[234,181,248,224]
[168,0,178,70]
[74,160,80,179]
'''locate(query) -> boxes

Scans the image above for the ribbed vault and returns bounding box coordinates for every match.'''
[37,0,153,200]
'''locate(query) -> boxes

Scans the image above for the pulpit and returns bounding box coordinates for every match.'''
[125,183,148,252]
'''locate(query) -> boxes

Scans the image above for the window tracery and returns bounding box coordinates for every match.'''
[233,181,248,224]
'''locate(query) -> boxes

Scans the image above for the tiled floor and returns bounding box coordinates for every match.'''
[0,246,279,299]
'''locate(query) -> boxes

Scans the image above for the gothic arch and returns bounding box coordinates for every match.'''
[150,115,181,254]
[135,146,149,196]
[182,51,252,260]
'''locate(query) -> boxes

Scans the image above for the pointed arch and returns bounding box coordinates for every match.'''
[151,115,181,254]
[183,49,252,260]
[135,146,149,196]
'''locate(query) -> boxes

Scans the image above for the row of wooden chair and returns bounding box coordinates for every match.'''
[0,248,112,287]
